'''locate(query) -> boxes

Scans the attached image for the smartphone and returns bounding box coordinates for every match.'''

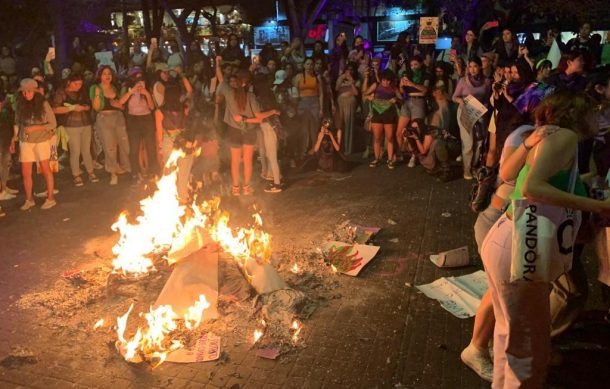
[47,47,56,59]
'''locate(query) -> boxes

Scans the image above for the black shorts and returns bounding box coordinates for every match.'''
[228,126,257,147]
[371,108,397,125]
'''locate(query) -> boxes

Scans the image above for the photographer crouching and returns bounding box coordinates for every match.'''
[404,118,459,182]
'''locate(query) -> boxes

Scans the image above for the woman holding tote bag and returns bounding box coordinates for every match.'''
[480,90,610,388]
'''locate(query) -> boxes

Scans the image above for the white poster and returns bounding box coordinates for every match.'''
[416,270,488,318]
[458,95,488,133]
[419,17,439,44]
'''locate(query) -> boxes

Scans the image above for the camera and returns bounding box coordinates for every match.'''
[493,82,505,93]
[321,118,332,128]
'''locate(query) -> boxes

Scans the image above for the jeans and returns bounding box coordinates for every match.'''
[260,122,281,185]
[95,111,130,174]
[474,206,504,254]
[65,125,94,176]
[297,96,320,155]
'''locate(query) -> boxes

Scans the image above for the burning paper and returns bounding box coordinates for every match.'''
[165,333,221,363]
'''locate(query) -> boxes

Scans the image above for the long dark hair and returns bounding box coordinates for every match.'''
[16,92,46,123]
[94,65,116,86]
[233,70,252,112]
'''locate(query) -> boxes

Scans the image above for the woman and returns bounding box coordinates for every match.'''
[118,67,157,182]
[9,78,57,210]
[155,84,193,203]
[335,63,360,155]
[312,117,347,172]
[221,34,245,69]
[0,92,17,201]
[404,118,457,180]
[493,28,518,67]
[396,56,429,166]
[225,71,279,196]
[452,57,491,179]
[548,50,588,92]
[348,35,370,78]
[52,74,98,187]
[363,69,400,168]
[90,65,130,185]
[431,62,454,99]
[285,37,305,71]
[461,29,481,63]
[293,58,323,158]
[329,33,348,89]
[311,40,327,64]
[481,91,610,388]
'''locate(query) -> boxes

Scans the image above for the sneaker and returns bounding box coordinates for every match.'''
[35,189,60,198]
[5,187,18,195]
[20,200,36,211]
[264,183,282,193]
[231,186,240,196]
[93,161,104,170]
[88,173,100,183]
[387,160,397,169]
[41,199,57,210]
[407,155,416,168]
[463,172,474,180]
[73,176,84,187]
[456,155,462,162]
[110,174,118,186]
[460,344,493,382]
[260,173,274,182]
[243,185,253,196]
[0,191,16,200]
[369,159,382,168]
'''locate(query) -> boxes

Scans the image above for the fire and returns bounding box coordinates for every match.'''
[253,329,263,344]
[115,295,210,365]
[291,320,302,343]
[330,264,338,273]
[291,263,299,274]
[93,319,105,330]
[184,295,210,330]
[111,150,188,277]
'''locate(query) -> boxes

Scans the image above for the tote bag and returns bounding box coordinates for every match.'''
[510,152,582,282]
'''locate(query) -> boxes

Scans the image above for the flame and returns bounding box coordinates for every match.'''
[184,295,210,330]
[291,320,302,343]
[291,263,299,274]
[331,264,338,273]
[253,329,263,344]
[111,150,188,276]
[261,319,266,327]
[93,318,105,330]
[115,295,209,365]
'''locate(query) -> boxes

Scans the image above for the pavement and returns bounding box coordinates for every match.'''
[0,157,608,389]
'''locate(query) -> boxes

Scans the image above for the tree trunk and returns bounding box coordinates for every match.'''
[142,0,152,43]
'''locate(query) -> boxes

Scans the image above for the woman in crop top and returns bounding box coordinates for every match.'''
[293,58,323,158]
[363,69,401,168]
[118,67,156,183]
[480,91,610,388]
[90,65,130,185]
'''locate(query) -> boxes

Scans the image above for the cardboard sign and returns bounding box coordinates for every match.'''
[419,17,439,44]
[321,241,380,276]
[166,333,221,363]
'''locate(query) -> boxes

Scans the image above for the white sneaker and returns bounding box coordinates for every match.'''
[407,155,416,168]
[41,199,56,210]
[456,155,462,162]
[20,200,36,211]
[0,191,16,201]
[461,344,493,382]
[5,187,18,195]
[110,174,118,186]
[463,172,474,180]
[35,189,60,198]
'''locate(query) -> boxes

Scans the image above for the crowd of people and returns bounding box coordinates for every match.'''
[1,19,610,388]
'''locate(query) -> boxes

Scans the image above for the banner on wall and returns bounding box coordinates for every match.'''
[419,17,439,44]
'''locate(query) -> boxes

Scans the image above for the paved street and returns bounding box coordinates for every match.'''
[0,160,608,389]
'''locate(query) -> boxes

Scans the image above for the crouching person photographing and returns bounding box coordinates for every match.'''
[404,118,457,181]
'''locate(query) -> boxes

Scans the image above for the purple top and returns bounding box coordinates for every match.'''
[452,76,491,105]
[374,85,395,100]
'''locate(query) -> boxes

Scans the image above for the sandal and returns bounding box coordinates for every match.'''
[243,185,253,196]
[73,176,84,187]
[88,172,100,183]
[231,186,240,196]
